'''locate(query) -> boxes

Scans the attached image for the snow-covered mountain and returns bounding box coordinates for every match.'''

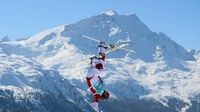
[0,10,200,112]
[0,36,10,42]
[192,49,200,61]
[0,47,96,112]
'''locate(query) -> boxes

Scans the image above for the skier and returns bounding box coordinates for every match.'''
[86,42,110,111]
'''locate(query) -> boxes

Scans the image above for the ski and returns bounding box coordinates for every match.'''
[82,35,135,54]
[104,41,136,54]
[82,35,100,43]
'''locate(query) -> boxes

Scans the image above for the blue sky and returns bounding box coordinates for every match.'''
[0,0,199,49]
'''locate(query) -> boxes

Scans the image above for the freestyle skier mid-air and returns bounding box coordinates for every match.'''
[86,42,110,111]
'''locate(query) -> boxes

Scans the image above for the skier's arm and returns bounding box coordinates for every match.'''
[89,56,98,68]
[98,76,104,83]
[98,42,107,61]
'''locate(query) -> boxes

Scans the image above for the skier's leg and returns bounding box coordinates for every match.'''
[98,52,105,61]
[86,77,96,93]
[93,94,101,102]
[92,94,101,111]
[98,42,107,61]
[101,90,110,100]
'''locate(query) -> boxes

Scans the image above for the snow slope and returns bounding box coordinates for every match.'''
[0,48,92,112]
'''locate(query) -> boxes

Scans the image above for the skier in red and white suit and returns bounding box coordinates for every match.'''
[86,42,110,111]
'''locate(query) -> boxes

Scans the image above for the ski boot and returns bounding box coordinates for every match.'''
[98,41,109,49]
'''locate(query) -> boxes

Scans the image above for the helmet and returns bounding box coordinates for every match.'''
[95,63,103,70]
[101,90,109,100]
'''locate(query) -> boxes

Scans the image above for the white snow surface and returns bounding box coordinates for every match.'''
[0,11,199,111]
[109,27,121,37]
[103,10,117,16]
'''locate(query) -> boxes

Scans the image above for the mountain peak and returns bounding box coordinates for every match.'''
[102,10,118,16]
[1,36,10,42]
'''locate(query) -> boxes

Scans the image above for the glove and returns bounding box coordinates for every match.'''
[90,56,97,60]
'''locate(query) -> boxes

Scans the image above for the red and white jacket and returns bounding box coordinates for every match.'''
[86,46,106,102]
[86,67,103,94]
